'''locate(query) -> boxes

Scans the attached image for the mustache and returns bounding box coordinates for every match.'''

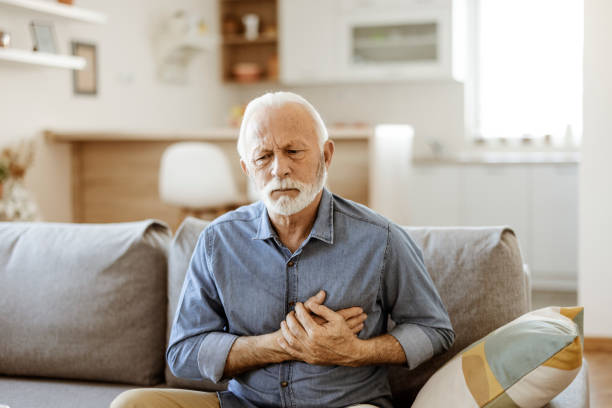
[262,178,306,196]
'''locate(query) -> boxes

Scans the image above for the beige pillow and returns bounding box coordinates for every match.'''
[413,306,584,407]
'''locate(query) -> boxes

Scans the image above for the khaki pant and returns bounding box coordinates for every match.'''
[110,388,219,408]
[111,388,379,408]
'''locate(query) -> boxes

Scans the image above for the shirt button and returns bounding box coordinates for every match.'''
[287,261,294,267]
[288,301,296,307]
[280,381,288,388]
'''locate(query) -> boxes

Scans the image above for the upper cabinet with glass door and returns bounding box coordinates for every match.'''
[280,0,467,84]
[338,0,466,82]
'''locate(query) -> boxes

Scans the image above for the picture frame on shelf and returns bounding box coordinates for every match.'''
[29,21,57,53]
[71,41,97,95]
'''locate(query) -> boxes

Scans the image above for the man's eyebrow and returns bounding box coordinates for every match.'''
[282,140,308,148]
[252,141,308,154]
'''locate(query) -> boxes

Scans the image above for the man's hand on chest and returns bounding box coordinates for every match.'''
[277,290,370,367]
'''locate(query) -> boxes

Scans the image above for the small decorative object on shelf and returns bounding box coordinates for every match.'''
[222,14,240,35]
[155,10,216,83]
[228,103,247,127]
[242,13,259,40]
[0,139,40,222]
[0,29,10,48]
[232,62,262,83]
[71,41,97,94]
[30,21,57,53]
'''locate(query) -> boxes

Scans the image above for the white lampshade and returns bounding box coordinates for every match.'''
[159,142,241,209]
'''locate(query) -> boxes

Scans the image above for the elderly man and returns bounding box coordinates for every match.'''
[111,92,454,408]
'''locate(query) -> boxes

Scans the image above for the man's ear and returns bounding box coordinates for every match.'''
[240,159,249,177]
[323,140,335,169]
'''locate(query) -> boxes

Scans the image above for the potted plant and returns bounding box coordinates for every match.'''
[0,158,8,199]
[0,140,38,221]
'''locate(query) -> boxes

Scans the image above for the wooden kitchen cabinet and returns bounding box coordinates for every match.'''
[220,0,279,83]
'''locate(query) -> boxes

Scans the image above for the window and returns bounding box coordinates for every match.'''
[472,0,583,143]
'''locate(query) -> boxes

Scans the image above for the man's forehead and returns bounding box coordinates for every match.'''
[245,103,318,151]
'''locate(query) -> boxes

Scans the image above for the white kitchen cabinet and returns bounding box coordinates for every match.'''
[405,166,462,226]
[399,163,579,290]
[530,165,578,289]
[279,0,339,84]
[461,165,532,264]
[279,0,466,84]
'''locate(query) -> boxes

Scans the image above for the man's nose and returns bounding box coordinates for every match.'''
[271,153,290,178]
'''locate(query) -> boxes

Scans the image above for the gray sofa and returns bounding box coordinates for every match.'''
[0,218,589,407]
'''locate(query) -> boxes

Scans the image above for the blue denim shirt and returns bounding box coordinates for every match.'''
[167,188,454,408]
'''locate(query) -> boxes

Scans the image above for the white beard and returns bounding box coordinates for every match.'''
[259,159,327,216]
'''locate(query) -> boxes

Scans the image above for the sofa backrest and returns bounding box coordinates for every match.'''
[166,217,529,404]
[389,226,528,403]
[0,220,171,386]
[165,217,226,391]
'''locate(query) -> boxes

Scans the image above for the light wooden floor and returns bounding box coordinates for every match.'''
[532,290,611,408]
[585,350,612,408]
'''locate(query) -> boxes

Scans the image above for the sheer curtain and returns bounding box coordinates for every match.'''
[476,0,583,143]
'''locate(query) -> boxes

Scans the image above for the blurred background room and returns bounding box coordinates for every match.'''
[0,0,610,404]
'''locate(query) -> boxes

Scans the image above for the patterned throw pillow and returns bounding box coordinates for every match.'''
[412,306,584,408]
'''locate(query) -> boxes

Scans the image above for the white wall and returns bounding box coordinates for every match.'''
[231,81,465,158]
[0,0,229,221]
[579,0,612,337]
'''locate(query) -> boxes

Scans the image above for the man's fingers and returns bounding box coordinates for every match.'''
[345,313,368,329]
[351,323,364,334]
[312,315,326,325]
[308,302,342,323]
[280,320,302,350]
[337,306,364,320]
[286,311,307,338]
[294,302,319,334]
[304,290,326,310]
[277,333,301,358]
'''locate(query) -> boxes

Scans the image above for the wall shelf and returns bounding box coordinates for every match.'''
[0,0,107,24]
[220,0,279,83]
[0,48,86,69]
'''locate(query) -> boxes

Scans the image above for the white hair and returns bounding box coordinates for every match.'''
[237,91,329,160]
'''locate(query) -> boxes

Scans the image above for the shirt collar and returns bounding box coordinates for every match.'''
[253,187,334,245]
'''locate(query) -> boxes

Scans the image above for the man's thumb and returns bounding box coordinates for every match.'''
[305,290,326,308]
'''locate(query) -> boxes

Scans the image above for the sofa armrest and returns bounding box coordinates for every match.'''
[545,358,590,408]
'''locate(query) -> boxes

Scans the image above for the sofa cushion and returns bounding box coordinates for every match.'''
[412,306,584,407]
[389,226,528,404]
[0,220,171,386]
[0,376,139,408]
[165,217,225,391]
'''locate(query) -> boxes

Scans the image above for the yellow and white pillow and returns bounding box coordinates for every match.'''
[413,306,584,408]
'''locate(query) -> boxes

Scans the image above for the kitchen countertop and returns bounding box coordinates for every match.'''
[413,151,581,165]
[44,126,374,142]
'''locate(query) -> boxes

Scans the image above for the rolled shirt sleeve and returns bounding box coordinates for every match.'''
[166,227,236,383]
[382,224,455,370]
